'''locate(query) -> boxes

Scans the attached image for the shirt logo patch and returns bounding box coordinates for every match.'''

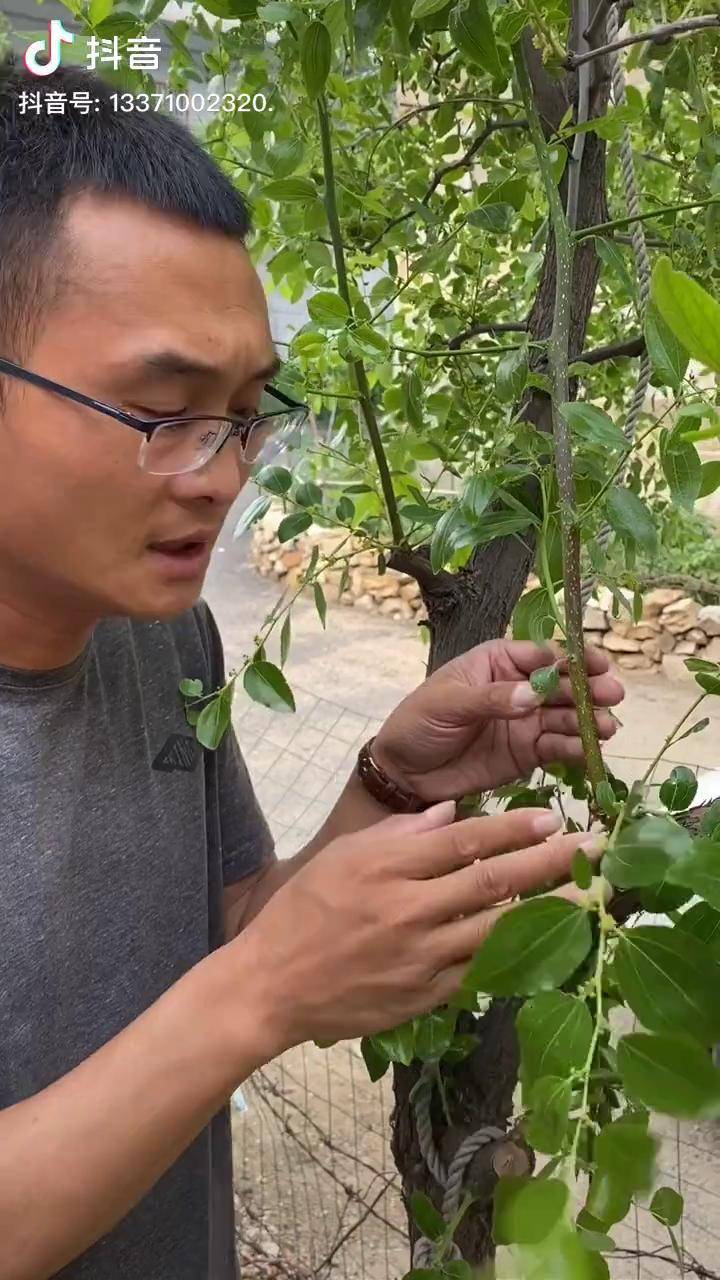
[152,734,200,773]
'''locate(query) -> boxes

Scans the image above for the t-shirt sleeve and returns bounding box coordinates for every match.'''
[195,601,276,887]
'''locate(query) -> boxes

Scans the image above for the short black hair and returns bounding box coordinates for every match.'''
[0,53,252,363]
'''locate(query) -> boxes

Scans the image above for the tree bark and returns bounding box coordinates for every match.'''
[389,17,615,1268]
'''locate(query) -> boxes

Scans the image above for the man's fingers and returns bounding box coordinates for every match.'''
[539,707,618,740]
[542,672,625,709]
[497,641,611,678]
[399,808,563,878]
[426,830,604,922]
[437,879,598,966]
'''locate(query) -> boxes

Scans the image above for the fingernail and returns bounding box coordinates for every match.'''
[422,800,457,826]
[512,682,541,709]
[533,810,563,836]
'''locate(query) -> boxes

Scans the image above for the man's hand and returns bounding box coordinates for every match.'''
[235,804,602,1049]
[371,640,624,803]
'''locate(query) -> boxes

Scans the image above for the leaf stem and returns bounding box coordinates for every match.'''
[316,94,404,547]
[640,692,707,785]
[514,41,606,793]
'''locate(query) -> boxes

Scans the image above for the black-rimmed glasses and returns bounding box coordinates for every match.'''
[0,356,310,476]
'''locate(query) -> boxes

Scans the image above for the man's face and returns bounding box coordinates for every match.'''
[0,191,276,624]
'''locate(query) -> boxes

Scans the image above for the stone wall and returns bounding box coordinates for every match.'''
[252,512,720,677]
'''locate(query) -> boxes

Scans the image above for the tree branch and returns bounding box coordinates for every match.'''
[448,321,528,349]
[317,95,404,547]
[577,334,645,363]
[568,14,720,69]
[514,38,606,793]
[366,118,528,251]
[577,195,720,241]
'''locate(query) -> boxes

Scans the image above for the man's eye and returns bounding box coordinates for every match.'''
[132,406,186,419]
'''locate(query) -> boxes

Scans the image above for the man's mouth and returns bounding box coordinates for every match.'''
[146,534,215,579]
[148,537,209,558]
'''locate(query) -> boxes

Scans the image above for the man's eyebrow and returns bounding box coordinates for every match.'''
[139,350,283,382]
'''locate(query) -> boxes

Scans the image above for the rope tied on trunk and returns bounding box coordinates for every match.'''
[410,1065,506,1268]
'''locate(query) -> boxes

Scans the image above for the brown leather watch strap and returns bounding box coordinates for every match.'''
[357,737,428,814]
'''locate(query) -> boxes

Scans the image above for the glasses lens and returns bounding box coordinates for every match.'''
[243,409,308,469]
[139,419,231,476]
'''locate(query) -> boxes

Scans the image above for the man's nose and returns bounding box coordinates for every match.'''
[168,438,248,508]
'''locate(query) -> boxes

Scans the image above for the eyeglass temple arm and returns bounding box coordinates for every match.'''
[0,357,140,427]
[266,383,309,412]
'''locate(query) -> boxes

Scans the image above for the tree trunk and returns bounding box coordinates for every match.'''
[389,22,615,1267]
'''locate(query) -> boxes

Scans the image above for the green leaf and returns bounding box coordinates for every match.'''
[233,495,271,538]
[572,849,593,890]
[494,1177,569,1246]
[496,346,529,403]
[651,1186,683,1227]
[617,1031,720,1118]
[468,202,513,232]
[261,177,318,203]
[674,715,710,742]
[360,1036,389,1082]
[651,256,720,375]
[179,677,203,699]
[414,1008,458,1061]
[243,660,296,713]
[277,512,312,542]
[613,926,720,1043]
[403,370,424,431]
[90,0,113,25]
[694,668,720,695]
[448,0,505,80]
[301,19,331,99]
[677,901,720,956]
[517,991,592,1090]
[530,664,559,699]
[561,402,626,452]
[463,899,592,997]
[512,586,556,644]
[586,1116,658,1228]
[313,582,327,629]
[699,460,720,498]
[196,686,233,749]
[601,815,691,888]
[307,290,350,330]
[668,837,720,911]
[699,799,720,838]
[596,780,620,817]
[410,1191,445,1243]
[335,494,355,522]
[525,1076,571,1154]
[645,302,689,389]
[605,487,657,555]
[280,614,291,668]
[461,475,494,519]
[370,1020,415,1066]
[429,506,477,572]
[661,436,702,512]
[659,765,697,811]
[256,464,292,495]
[294,480,323,508]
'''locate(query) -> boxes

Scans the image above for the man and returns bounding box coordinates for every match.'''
[0,55,623,1280]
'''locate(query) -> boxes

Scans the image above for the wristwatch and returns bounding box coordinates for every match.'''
[357,737,428,814]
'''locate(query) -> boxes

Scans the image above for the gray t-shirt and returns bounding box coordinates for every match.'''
[0,601,274,1278]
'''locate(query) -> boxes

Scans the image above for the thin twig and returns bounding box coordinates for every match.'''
[576,195,720,241]
[568,15,720,68]
[514,39,607,793]
[316,95,404,547]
